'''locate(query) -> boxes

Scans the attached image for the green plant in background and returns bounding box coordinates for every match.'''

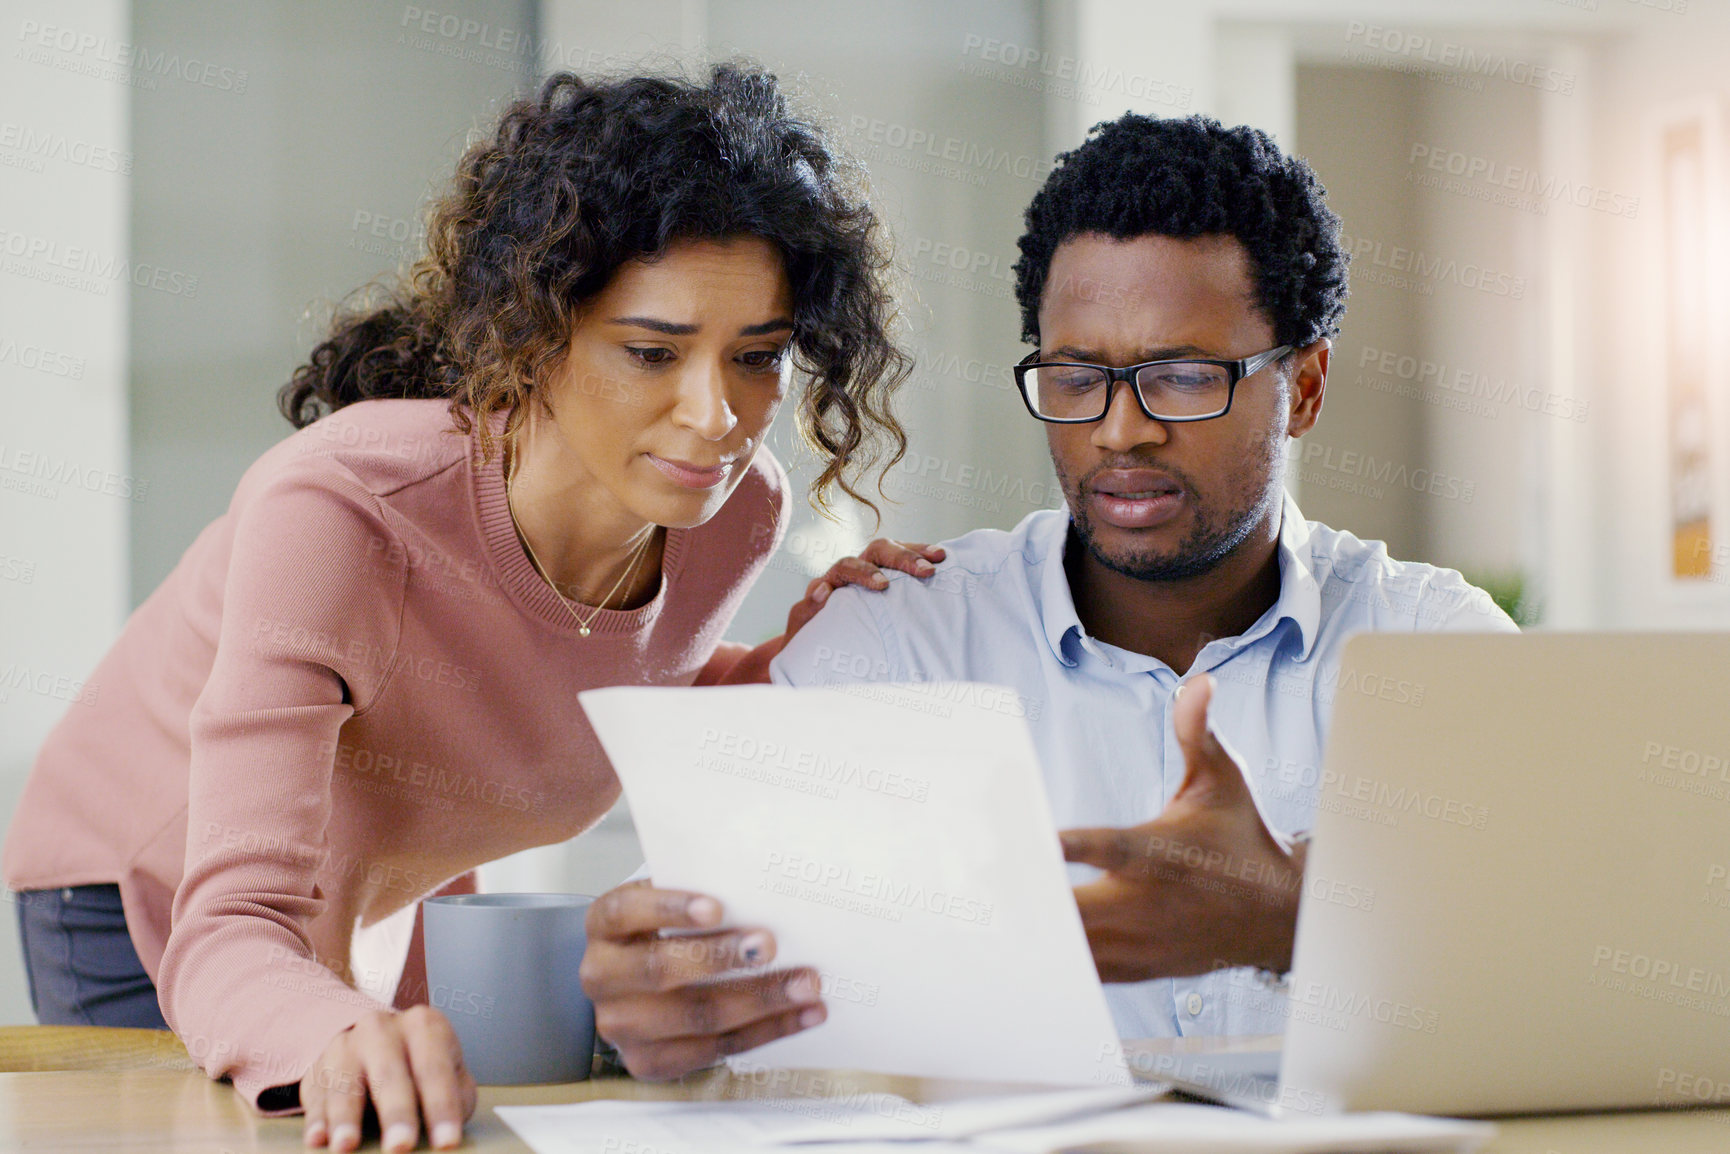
[1462,570,1542,627]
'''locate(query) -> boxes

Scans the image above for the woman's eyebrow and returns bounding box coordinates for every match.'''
[606,317,794,337]
[608,316,699,335]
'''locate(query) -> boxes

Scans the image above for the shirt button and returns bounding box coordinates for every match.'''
[1185,992,1204,1017]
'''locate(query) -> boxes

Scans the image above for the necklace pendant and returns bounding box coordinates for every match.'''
[579,625,591,637]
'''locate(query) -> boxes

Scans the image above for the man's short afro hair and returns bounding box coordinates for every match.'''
[1013,113,1349,349]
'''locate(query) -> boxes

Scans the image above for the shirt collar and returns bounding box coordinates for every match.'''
[1035,492,1322,668]
[1267,491,1322,662]
[1035,513,1086,667]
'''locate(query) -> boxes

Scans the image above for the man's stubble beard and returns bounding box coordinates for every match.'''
[1056,425,1289,583]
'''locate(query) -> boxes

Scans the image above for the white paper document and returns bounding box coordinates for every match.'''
[495,1087,1158,1153]
[776,1085,1163,1143]
[578,683,1129,1087]
[495,1096,964,1154]
[969,1101,1496,1153]
[495,1095,1495,1154]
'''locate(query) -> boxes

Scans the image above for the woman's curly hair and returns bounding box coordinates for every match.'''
[280,64,909,514]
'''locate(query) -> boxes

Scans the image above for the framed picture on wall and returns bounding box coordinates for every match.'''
[1653,98,1728,592]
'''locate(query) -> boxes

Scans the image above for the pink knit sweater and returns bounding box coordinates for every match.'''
[2,398,787,1108]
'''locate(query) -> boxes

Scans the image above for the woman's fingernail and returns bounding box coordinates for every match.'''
[383,1123,416,1152]
[799,1004,827,1028]
[916,560,935,575]
[304,1120,327,1147]
[872,573,888,587]
[812,582,831,604]
[786,972,818,1002]
[687,896,721,923]
[330,1123,361,1152]
[433,1121,463,1148]
[739,931,772,964]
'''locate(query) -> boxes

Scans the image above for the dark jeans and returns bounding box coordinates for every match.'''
[15,883,169,1029]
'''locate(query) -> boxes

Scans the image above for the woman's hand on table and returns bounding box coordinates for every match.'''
[300,1005,476,1152]
[579,881,826,1080]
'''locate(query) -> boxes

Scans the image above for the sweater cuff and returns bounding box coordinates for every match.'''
[227,992,382,1116]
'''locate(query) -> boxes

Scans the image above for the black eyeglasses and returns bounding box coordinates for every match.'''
[1012,345,1293,423]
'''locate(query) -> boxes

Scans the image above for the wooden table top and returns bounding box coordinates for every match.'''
[4,1026,1728,1152]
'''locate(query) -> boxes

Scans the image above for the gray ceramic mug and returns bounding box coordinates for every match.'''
[422,893,596,1084]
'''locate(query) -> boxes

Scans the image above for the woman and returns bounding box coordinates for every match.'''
[2,66,938,1152]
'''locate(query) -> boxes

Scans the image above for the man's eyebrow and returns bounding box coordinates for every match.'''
[1048,344,1213,362]
[607,316,795,338]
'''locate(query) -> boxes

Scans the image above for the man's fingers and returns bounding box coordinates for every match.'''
[1170,674,1252,808]
[398,1007,473,1150]
[1060,827,1134,872]
[586,883,723,942]
[1070,878,1133,981]
[718,1000,828,1057]
[596,968,822,1047]
[582,928,778,999]
[643,929,777,986]
[1171,673,1217,755]
[624,1000,829,1082]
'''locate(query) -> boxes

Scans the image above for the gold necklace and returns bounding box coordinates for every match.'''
[505,442,658,637]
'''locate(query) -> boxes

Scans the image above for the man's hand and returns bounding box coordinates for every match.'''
[1061,674,1307,982]
[578,882,827,1081]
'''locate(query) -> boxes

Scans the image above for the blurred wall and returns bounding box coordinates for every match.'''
[1293,62,1544,581]
[1412,73,1543,578]
[1591,2,1730,627]
[1294,65,1427,561]
[0,0,133,1026]
[129,0,539,601]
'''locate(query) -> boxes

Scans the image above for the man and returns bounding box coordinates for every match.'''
[579,114,1516,1078]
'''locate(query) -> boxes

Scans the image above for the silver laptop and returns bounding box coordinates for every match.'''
[1158,632,1730,1117]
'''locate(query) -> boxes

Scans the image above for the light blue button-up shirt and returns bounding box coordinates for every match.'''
[770,495,1518,1040]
